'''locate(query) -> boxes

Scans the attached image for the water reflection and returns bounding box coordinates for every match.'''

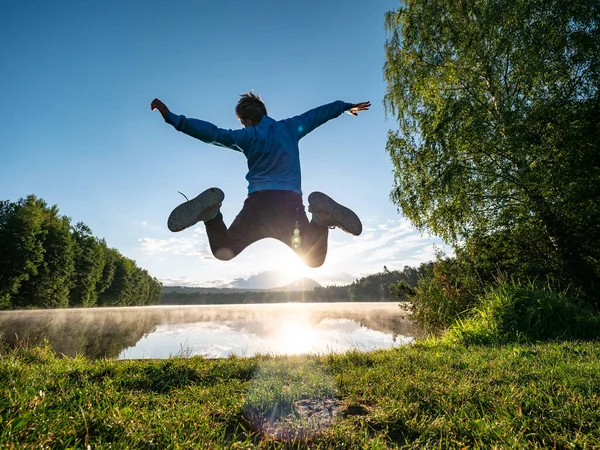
[0,302,422,359]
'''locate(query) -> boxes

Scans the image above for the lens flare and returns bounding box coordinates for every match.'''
[275,320,316,355]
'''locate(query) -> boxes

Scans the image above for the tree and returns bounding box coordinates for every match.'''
[69,222,105,307]
[95,242,118,299]
[384,0,600,297]
[0,197,46,308]
[11,200,75,308]
[147,276,163,305]
[0,195,162,309]
[97,256,135,306]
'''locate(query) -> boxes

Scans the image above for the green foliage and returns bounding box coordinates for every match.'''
[447,281,600,345]
[397,247,599,340]
[0,197,46,308]
[95,244,118,296]
[462,224,563,288]
[97,258,135,306]
[11,203,75,309]
[69,223,105,307]
[397,257,484,330]
[0,195,162,309]
[346,265,421,301]
[313,265,425,302]
[384,0,600,299]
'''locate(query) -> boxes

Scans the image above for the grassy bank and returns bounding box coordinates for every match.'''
[1,341,599,449]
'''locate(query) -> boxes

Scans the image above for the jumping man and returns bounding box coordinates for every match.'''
[151,93,370,267]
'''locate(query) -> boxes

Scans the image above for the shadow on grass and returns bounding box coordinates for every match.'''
[114,357,258,394]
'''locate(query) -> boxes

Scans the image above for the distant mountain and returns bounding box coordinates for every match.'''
[226,270,284,290]
[272,278,321,292]
[161,277,321,294]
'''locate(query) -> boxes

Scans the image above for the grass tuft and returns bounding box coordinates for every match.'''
[446,281,600,345]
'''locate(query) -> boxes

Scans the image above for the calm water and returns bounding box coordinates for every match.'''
[0,302,421,359]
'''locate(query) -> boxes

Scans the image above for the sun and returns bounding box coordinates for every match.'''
[274,246,315,286]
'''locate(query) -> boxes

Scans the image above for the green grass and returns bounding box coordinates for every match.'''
[1,340,600,449]
[446,281,600,345]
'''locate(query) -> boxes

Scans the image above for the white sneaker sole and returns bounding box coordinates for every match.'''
[308,191,362,236]
[167,187,224,232]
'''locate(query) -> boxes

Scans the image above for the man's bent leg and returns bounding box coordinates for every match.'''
[205,194,269,261]
[297,220,329,268]
[204,213,236,260]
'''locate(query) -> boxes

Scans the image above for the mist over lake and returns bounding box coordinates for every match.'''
[0,302,421,359]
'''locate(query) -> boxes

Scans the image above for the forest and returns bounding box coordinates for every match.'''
[0,195,162,309]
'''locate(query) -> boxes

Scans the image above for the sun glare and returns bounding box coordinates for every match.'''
[275,247,314,286]
[276,320,316,355]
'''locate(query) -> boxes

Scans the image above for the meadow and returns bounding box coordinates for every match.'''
[1,338,599,449]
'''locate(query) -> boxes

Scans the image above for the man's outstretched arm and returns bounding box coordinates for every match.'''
[284,100,371,140]
[151,98,249,152]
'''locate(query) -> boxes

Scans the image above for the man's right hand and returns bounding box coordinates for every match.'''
[151,98,170,120]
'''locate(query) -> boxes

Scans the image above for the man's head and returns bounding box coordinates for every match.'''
[236,92,267,127]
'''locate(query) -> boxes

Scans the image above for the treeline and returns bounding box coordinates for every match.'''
[315,264,429,302]
[0,195,162,309]
[160,265,427,305]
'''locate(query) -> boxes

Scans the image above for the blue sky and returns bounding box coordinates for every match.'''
[1,0,450,288]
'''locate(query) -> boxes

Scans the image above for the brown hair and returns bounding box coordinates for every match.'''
[235,92,267,125]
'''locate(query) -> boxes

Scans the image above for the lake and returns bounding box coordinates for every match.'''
[0,302,422,359]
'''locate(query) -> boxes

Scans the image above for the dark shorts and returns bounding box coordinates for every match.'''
[204,190,329,267]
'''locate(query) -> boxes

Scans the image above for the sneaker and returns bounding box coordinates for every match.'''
[167,187,224,232]
[308,191,362,236]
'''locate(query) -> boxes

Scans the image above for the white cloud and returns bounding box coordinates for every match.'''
[139,216,454,289]
[310,271,357,286]
[161,277,229,288]
[137,223,212,257]
[323,217,452,275]
[138,236,212,258]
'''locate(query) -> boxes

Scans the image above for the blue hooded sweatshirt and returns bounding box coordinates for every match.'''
[165,100,353,195]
